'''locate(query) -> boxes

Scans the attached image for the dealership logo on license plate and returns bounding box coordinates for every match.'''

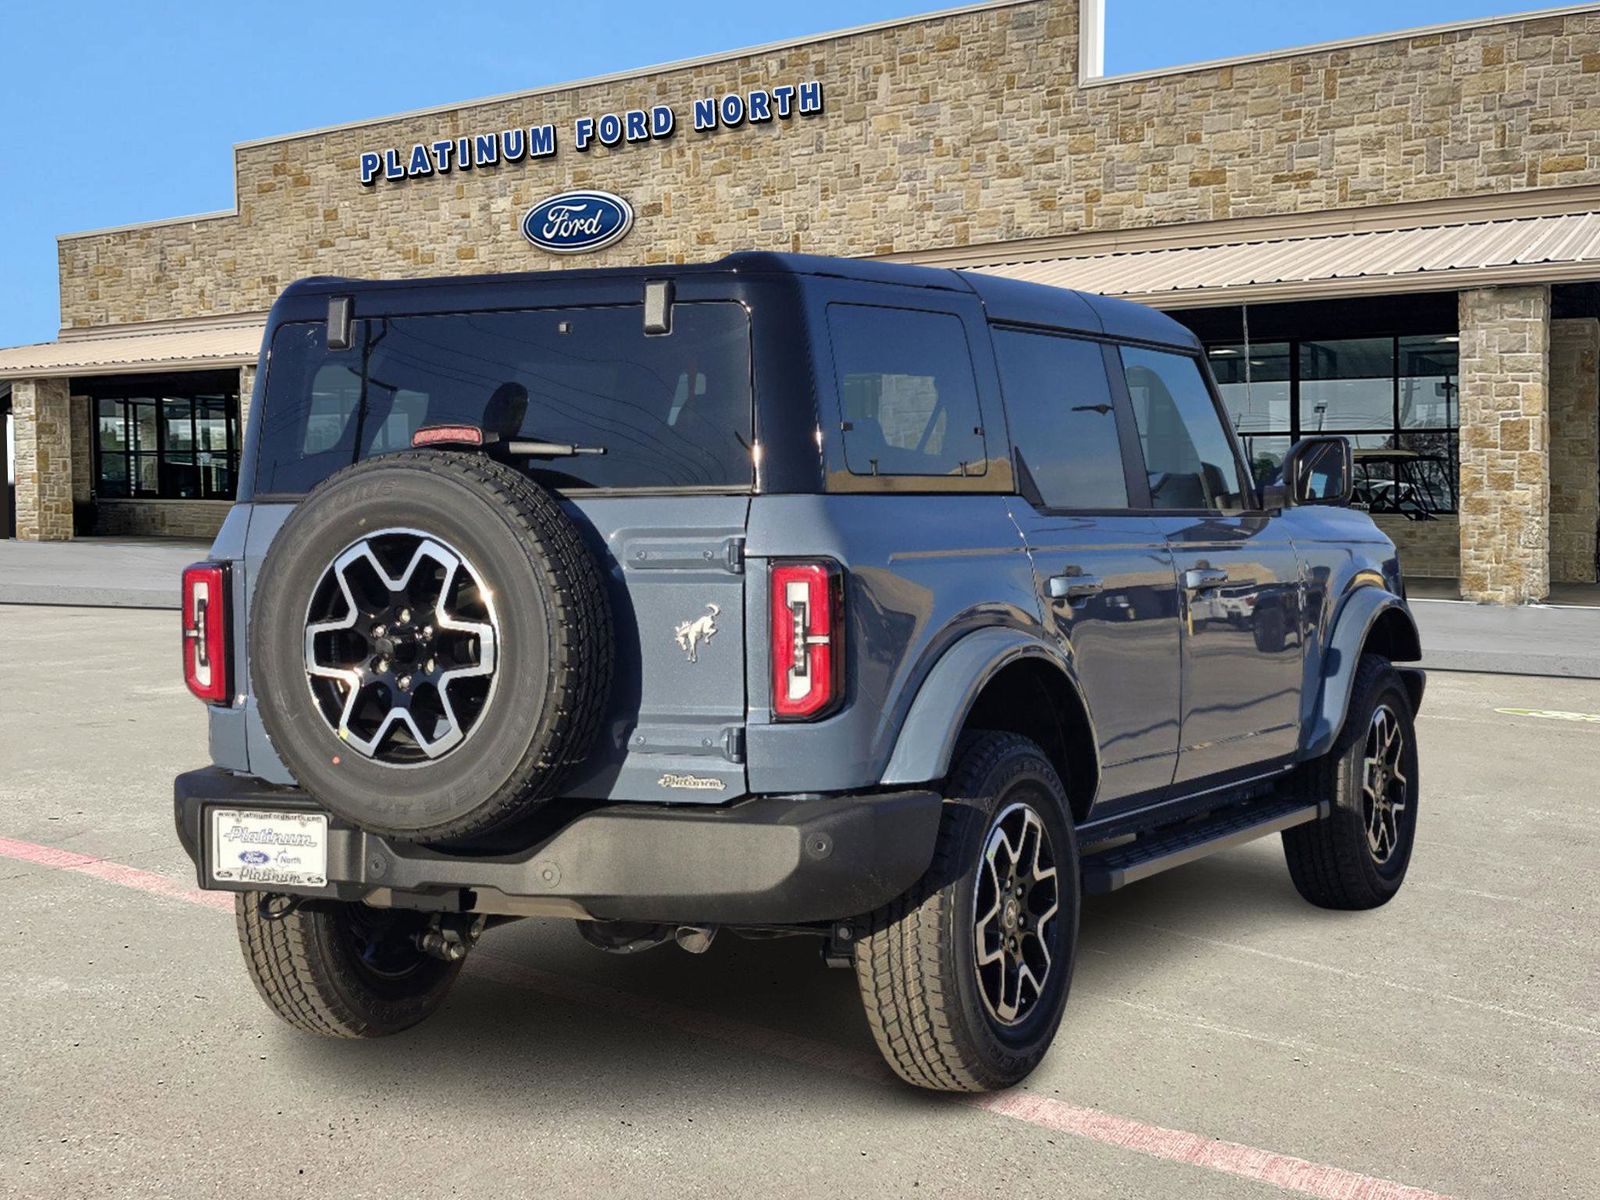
[210,808,329,888]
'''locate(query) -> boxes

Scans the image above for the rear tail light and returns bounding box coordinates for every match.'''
[182,562,231,704]
[771,560,844,720]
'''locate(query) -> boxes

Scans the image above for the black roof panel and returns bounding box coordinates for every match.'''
[274,253,1197,349]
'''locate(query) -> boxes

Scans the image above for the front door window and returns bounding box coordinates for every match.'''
[1120,347,1246,512]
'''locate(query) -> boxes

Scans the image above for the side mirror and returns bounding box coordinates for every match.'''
[1275,437,1354,508]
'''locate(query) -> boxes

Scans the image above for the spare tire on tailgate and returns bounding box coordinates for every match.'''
[250,450,612,845]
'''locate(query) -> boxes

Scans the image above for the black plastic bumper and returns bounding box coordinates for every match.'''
[174,767,943,925]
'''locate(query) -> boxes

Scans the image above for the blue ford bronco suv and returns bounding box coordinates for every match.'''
[175,253,1424,1092]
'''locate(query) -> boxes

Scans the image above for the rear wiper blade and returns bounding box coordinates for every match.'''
[411,424,605,457]
[505,439,606,457]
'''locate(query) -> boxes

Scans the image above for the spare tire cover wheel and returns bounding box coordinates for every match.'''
[250,451,612,845]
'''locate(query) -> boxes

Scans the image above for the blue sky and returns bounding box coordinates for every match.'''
[0,0,1550,348]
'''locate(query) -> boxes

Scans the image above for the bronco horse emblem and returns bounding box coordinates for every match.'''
[674,604,720,663]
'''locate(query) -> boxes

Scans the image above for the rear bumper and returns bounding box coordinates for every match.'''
[174,767,942,925]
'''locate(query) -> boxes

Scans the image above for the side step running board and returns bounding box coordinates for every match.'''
[1080,798,1325,894]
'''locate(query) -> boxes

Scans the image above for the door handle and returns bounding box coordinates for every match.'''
[1183,567,1230,591]
[1048,573,1104,602]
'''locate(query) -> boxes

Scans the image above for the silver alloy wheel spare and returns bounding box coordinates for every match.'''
[972,801,1060,1027]
[302,528,499,765]
[249,451,611,845]
[1361,702,1409,864]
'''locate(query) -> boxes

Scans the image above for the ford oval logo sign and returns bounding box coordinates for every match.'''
[521,190,634,255]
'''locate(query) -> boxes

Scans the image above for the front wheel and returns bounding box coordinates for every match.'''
[235,895,464,1037]
[1281,654,1420,910]
[854,732,1080,1092]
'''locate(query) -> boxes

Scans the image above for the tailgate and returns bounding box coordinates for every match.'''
[560,495,750,803]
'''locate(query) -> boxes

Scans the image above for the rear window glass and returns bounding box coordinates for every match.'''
[255,303,753,495]
[827,304,987,477]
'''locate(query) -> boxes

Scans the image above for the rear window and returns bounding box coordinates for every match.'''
[255,302,753,495]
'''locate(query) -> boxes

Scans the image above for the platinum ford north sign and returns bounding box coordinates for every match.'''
[521,191,634,254]
[358,80,823,186]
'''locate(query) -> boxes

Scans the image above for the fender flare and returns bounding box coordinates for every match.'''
[880,626,1089,786]
[1302,585,1423,759]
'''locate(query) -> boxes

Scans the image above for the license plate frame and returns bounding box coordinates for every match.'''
[208,807,331,890]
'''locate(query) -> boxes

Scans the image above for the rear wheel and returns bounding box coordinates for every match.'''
[854,732,1079,1092]
[235,895,463,1038]
[1281,654,1420,910]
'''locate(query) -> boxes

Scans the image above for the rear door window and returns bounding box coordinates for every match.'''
[256,303,754,496]
[1120,347,1246,512]
[827,304,987,478]
[992,328,1129,510]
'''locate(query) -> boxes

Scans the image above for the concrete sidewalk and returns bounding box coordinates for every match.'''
[2,537,1597,677]
[0,538,208,609]
[1411,598,1600,678]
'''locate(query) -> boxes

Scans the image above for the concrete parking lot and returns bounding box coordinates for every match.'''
[1,604,1596,1200]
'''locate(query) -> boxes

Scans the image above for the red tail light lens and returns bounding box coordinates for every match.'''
[771,560,843,720]
[182,562,231,704]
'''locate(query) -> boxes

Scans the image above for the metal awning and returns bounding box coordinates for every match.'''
[0,320,264,380]
[967,211,1600,308]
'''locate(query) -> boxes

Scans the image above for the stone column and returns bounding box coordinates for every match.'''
[12,377,74,541]
[238,363,257,435]
[1550,318,1599,584]
[1457,286,1551,604]
[70,394,94,507]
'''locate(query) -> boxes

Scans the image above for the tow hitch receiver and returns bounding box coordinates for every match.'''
[415,912,487,962]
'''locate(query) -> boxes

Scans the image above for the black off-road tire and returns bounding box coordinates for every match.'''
[1281,654,1420,910]
[854,732,1080,1093]
[250,451,611,845]
[235,895,462,1037]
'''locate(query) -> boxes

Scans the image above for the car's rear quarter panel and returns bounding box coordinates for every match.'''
[744,493,1040,795]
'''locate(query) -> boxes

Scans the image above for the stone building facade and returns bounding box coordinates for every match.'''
[3,0,1599,602]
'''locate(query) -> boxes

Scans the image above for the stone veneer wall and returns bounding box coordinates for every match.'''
[1373,514,1460,579]
[239,363,258,434]
[12,378,74,541]
[57,2,1600,329]
[1550,318,1600,583]
[93,500,230,539]
[70,396,93,507]
[1458,286,1551,604]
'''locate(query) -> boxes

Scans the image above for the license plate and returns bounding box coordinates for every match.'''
[209,808,329,889]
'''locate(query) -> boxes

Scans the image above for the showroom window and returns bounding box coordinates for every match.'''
[1208,335,1459,514]
[92,374,240,500]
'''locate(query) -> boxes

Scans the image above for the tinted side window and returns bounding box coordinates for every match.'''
[257,323,367,495]
[828,304,987,477]
[992,329,1128,510]
[1121,347,1245,512]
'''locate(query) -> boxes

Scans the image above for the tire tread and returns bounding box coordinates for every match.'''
[855,732,1070,1092]
[1281,654,1415,910]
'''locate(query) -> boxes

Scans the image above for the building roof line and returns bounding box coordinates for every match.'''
[230,0,1037,152]
[56,0,1039,243]
[886,184,1600,268]
[1082,1,1600,87]
[57,209,238,243]
[55,2,1600,245]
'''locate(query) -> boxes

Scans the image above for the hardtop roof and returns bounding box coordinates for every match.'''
[275,252,1199,349]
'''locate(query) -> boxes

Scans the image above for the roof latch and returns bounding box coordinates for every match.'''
[326,295,353,350]
[643,279,674,336]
